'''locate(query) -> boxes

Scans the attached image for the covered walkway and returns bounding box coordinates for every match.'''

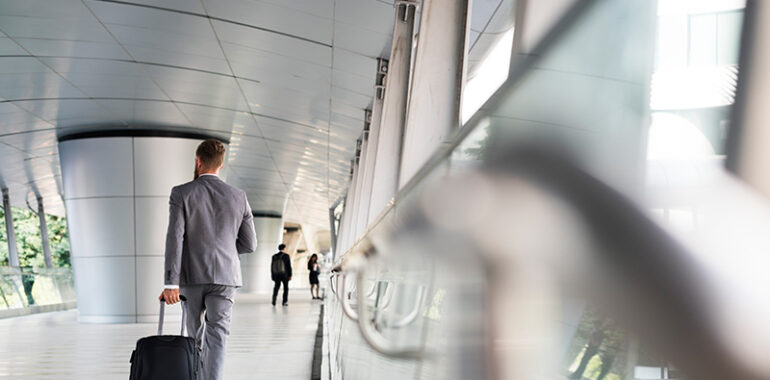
[0,294,322,379]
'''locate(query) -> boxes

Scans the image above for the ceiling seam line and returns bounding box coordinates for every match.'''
[200,0,304,225]
[92,0,332,48]
[0,96,325,131]
[80,0,196,127]
[0,26,122,121]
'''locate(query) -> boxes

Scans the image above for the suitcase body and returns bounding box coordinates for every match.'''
[129,296,201,380]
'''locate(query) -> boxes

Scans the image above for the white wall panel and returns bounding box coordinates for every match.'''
[73,256,136,323]
[134,197,169,255]
[135,255,166,319]
[59,138,133,199]
[133,137,200,196]
[240,216,283,294]
[65,197,135,258]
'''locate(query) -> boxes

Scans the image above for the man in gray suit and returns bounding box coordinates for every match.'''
[160,139,257,380]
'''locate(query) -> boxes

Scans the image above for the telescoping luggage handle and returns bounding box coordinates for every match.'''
[158,295,188,337]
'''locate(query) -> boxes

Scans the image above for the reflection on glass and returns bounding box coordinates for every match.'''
[461,30,514,124]
[646,0,745,232]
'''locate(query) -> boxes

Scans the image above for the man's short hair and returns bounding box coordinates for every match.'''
[278,244,286,251]
[196,139,226,170]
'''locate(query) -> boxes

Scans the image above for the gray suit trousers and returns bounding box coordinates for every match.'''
[181,284,236,380]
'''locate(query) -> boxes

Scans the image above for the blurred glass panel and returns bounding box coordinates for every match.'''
[0,268,75,311]
[689,14,718,66]
[717,11,742,65]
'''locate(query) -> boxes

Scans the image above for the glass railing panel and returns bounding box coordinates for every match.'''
[0,268,75,311]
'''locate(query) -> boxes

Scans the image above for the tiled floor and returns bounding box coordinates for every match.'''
[0,293,322,379]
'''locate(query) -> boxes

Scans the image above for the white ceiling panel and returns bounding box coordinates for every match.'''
[332,48,377,79]
[1,108,49,130]
[25,144,59,159]
[258,0,333,19]
[114,0,207,14]
[85,0,214,37]
[0,0,396,228]
[223,42,331,83]
[54,71,150,88]
[331,86,371,108]
[0,81,87,101]
[97,100,192,127]
[79,84,168,100]
[330,100,366,122]
[334,0,394,34]
[332,69,374,96]
[0,129,58,152]
[239,81,329,121]
[202,0,333,45]
[176,104,256,131]
[0,37,25,54]
[0,14,112,42]
[105,24,225,60]
[123,45,231,75]
[212,20,331,65]
[0,57,54,74]
[0,0,87,18]
[42,57,146,77]
[12,99,110,122]
[334,22,392,58]
[12,38,130,60]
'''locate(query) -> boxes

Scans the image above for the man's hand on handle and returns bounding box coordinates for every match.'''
[159,288,180,305]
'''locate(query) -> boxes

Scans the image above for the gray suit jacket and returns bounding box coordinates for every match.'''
[164,174,257,287]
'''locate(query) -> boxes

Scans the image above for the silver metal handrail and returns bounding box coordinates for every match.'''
[379,286,426,329]
[339,273,359,321]
[355,268,426,359]
[329,273,339,296]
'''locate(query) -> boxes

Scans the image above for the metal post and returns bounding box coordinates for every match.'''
[368,1,418,222]
[350,110,371,240]
[337,161,358,256]
[328,198,342,259]
[399,0,471,188]
[2,188,19,267]
[359,59,388,227]
[345,147,362,250]
[37,196,53,269]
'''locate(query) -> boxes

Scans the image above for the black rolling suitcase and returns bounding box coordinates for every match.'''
[129,295,201,380]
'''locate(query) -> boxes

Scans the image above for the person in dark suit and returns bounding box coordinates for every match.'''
[160,139,257,380]
[308,253,321,300]
[271,244,292,306]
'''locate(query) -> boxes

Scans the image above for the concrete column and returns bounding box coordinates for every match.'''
[368,1,418,222]
[1,188,19,267]
[399,0,471,188]
[239,214,283,294]
[360,59,387,227]
[59,136,203,323]
[36,196,53,269]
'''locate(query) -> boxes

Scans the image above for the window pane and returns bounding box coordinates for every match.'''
[689,14,718,66]
[718,11,743,64]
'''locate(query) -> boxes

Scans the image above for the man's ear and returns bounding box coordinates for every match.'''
[195,156,201,168]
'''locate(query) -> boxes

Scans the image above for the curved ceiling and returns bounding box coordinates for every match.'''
[0,0,395,228]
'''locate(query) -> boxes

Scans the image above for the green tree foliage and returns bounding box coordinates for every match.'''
[0,206,71,268]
